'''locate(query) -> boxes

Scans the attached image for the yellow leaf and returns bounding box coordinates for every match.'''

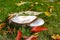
[51,34,56,39]
[51,34,60,40]
[16,1,28,6]
[35,2,39,5]
[44,12,51,16]
[16,3,22,6]
[50,8,53,13]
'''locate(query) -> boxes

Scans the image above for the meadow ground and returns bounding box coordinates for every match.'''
[0,0,60,40]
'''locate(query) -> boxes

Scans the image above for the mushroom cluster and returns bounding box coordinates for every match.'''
[8,11,48,40]
[8,11,44,27]
[10,16,44,27]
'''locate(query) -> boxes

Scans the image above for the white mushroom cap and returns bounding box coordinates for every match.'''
[11,16,37,24]
[29,18,45,27]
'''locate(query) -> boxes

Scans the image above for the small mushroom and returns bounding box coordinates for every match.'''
[29,18,44,27]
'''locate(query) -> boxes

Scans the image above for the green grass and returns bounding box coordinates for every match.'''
[0,0,60,40]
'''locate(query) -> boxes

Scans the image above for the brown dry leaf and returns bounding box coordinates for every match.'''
[25,33,38,40]
[33,33,39,37]
[8,14,15,20]
[7,26,13,33]
[0,23,6,29]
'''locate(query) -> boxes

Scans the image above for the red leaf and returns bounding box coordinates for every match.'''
[16,30,22,40]
[31,37,38,40]
[31,26,48,32]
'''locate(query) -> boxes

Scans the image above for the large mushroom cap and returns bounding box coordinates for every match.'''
[11,16,37,24]
[29,18,44,27]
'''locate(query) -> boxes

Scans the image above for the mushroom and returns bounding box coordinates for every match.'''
[29,18,44,27]
[11,16,37,24]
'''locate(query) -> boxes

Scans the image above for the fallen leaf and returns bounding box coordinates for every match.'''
[35,2,39,5]
[25,33,38,40]
[51,34,60,40]
[7,26,13,34]
[16,30,22,40]
[31,26,48,33]
[8,14,15,20]
[16,1,28,6]
[23,36,29,40]
[51,34,56,39]
[44,11,51,16]
[0,23,6,29]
